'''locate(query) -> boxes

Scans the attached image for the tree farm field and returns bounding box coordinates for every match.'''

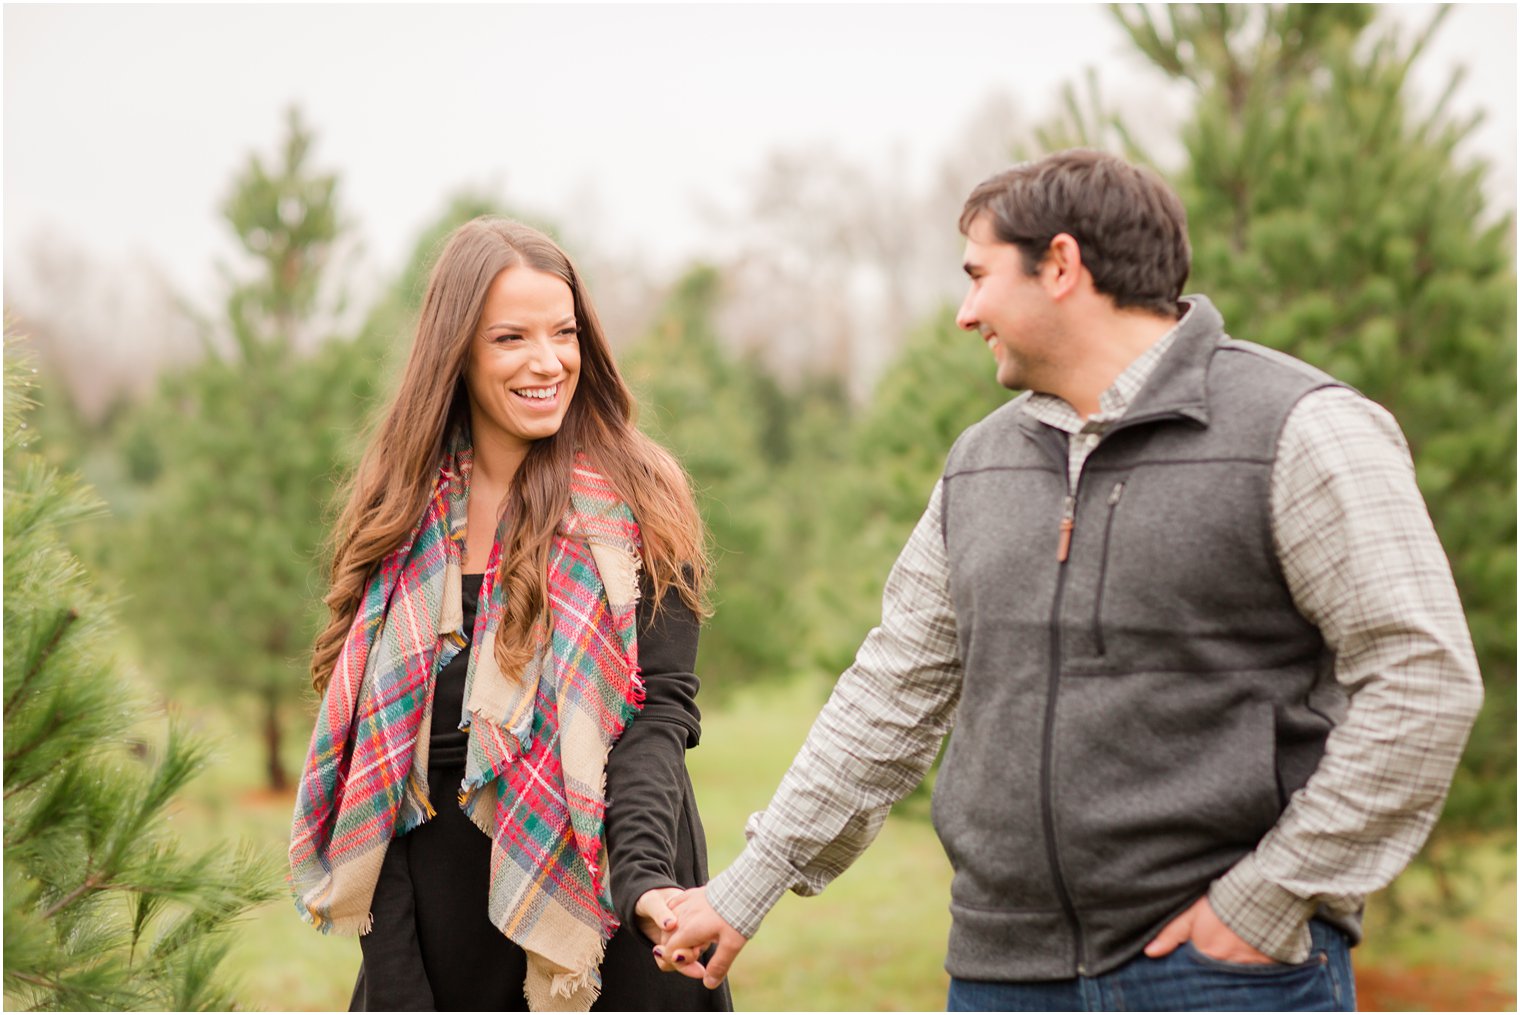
[172,676,1512,1012]
[174,677,954,1011]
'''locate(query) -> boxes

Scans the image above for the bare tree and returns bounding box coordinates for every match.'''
[6,235,198,424]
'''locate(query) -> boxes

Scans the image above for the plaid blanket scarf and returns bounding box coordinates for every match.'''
[289,435,643,1011]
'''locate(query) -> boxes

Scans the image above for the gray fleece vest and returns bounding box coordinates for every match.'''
[934,296,1349,981]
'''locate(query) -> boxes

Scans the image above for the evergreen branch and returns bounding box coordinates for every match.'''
[3,770,50,802]
[1411,66,1469,149]
[1403,3,1453,72]
[40,871,104,920]
[11,971,52,987]
[1,708,68,766]
[4,607,78,717]
[6,968,143,1011]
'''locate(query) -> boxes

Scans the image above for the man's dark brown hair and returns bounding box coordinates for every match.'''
[960,149,1191,317]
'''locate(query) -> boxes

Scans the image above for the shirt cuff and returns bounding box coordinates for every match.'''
[1209,853,1317,963]
[705,842,798,940]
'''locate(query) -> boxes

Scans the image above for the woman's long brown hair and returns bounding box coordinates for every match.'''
[311,218,709,694]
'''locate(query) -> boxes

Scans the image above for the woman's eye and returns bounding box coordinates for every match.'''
[557,327,580,339]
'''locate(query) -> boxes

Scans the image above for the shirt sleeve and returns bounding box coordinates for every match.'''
[706,481,963,939]
[1209,386,1485,962]
[604,579,704,939]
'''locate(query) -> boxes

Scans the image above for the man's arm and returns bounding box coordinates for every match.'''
[661,481,964,985]
[1205,386,1484,962]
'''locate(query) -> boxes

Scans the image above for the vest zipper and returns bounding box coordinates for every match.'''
[1092,482,1126,657]
[1056,495,1076,562]
[1044,492,1088,974]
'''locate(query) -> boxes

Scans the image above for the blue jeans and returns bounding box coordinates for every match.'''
[947,920,1353,1012]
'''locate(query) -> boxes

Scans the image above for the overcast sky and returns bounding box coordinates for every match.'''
[5,3,1516,309]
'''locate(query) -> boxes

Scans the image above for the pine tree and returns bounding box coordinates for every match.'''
[1108,3,1517,830]
[113,109,373,790]
[622,265,802,689]
[3,349,276,1011]
[807,310,1011,676]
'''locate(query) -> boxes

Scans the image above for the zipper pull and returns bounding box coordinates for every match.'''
[1056,495,1076,562]
[1108,481,1125,506]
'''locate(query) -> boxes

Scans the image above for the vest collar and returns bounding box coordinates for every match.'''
[1109,294,1223,431]
[1015,294,1225,450]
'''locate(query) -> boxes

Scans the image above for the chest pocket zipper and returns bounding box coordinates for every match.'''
[1093,481,1126,657]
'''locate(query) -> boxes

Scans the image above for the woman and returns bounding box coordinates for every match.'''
[289,218,730,1012]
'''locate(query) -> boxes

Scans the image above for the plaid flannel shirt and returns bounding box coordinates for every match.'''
[706,315,1483,965]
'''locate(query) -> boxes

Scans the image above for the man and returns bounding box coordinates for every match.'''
[653,149,1483,1011]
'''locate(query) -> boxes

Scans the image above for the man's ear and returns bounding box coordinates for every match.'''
[1042,233,1087,301]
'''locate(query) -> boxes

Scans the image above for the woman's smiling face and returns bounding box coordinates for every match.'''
[464,265,581,453]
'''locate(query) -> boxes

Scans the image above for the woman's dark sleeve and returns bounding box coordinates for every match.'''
[353,837,435,1011]
[604,581,704,941]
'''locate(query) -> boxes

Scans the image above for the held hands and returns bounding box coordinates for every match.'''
[1144,895,1275,964]
[642,885,749,989]
[634,887,685,949]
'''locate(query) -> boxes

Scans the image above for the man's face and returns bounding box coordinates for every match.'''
[956,214,1061,393]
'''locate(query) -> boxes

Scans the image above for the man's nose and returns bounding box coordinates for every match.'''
[955,294,978,332]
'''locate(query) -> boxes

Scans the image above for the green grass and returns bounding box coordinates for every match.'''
[683,678,954,1011]
[166,676,1512,1012]
[171,676,954,1011]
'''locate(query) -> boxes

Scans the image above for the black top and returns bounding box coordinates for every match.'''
[427,573,483,771]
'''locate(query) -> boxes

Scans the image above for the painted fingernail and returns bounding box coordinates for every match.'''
[674,953,688,964]
[663,918,675,929]
[652,947,665,958]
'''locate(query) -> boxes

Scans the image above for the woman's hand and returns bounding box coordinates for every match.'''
[634,886,683,954]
